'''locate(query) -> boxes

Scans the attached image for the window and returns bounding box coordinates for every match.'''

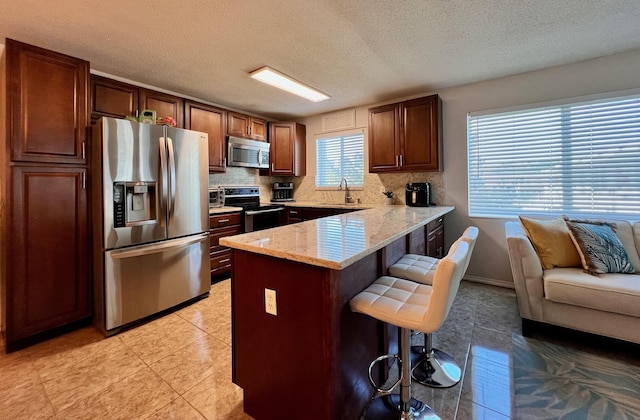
[468,92,640,218]
[316,131,364,188]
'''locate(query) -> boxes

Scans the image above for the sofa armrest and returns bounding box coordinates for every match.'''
[505,221,544,319]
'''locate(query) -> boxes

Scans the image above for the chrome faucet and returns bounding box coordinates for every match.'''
[339,178,353,204]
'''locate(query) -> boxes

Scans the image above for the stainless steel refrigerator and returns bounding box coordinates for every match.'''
[92,117,210,335]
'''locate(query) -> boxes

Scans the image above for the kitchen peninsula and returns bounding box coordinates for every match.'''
[221,205,453,419]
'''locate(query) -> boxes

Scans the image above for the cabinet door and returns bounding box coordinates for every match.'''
[227,111,250,137]
[185,101,227,173]
[401,95,441,171]
[90,75,139,123]
[6,165,90,351]
[368,103,400,173]
[269,122,295,175]
[249,117,267,141]
[139,88,184,128]
[426,217,445,258]
[7,39,89,165]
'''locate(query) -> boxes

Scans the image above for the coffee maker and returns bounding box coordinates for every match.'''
[405,182,431,206]
[272,182,294,202]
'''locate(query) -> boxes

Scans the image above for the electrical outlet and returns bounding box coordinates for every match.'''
[265,288,277,316]
[379,186,386,193]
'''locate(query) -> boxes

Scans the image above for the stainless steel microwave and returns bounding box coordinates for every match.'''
[227,136,270,169]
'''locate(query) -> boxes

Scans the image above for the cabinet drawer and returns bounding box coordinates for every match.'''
[210,212,242,228]
[286,208,303,224]
[209,225,242,250]
[427,217,444,234]
[210,249,232,270]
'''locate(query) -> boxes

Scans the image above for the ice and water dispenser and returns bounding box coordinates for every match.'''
[113,182,157,227]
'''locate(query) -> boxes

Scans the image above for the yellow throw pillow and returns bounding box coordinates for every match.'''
[518,216,582,269]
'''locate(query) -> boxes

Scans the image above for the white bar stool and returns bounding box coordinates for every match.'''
[387,226,479,388]
[350,239,471,419]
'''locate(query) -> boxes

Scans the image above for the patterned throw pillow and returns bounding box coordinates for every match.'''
[565,221,635,275]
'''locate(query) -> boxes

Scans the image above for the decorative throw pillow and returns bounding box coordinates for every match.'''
[518,216,582,269]
[565,221,635,275]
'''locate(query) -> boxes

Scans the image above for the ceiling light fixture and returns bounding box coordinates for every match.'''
[249,66,330,102]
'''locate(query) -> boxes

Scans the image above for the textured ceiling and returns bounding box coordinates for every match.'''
[2,0,640,120]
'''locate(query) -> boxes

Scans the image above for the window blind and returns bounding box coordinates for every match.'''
[316,132,364,188]
[468,94,640,218]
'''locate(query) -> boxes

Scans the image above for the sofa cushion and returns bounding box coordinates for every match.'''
[566,221,635,274]
[543,268,640,317]
[567,219,640,270]
[609,221,640,272]
[518,216,582,269]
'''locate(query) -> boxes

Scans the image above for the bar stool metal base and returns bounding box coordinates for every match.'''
[412,347,462,388]
[362,394,439,420]
[362,328,439,419]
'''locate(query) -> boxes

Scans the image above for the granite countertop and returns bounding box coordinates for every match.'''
[209,206,243,215]
[220,205,454,270]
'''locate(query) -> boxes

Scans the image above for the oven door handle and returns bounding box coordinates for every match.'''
[245,208,284,216]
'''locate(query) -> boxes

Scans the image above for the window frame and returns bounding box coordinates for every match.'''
[467,88,640,219]
[315,129,365,190]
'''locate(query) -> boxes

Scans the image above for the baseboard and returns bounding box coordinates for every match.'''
[463,274,514,289]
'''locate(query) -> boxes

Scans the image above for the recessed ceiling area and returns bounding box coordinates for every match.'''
[2,0,640,120]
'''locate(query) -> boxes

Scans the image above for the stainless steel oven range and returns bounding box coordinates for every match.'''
[222,186,284,232]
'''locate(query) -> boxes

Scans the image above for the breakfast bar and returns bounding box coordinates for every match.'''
[220,205,454,420]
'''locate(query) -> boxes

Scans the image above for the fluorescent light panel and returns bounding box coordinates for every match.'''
[250,66,330,102]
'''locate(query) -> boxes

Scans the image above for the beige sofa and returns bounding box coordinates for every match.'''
[505,219,640,344]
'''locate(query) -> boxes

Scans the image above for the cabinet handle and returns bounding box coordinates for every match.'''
[219,258,231,263]
[400,155,403,167]
[82,142,86,160]
[223,158,227,167]
[218,219,230,223]
[290,211,298,214]
[81,171,86,190]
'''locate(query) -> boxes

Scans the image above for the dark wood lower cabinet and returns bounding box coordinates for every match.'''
[426,216,445,258]
[5,165,91,351]
[209,212,242,278]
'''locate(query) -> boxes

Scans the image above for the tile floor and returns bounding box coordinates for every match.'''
[1,279,638,419]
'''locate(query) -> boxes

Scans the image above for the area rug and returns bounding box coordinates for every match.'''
[513,334,640,419]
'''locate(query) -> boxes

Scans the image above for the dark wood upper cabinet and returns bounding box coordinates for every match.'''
[90,75,139,122]
[139,88,184,128]
[368,94,442,173]
[228,111,267,141]
[368,103,399,172]
[7,39,89,165]
[184,100,227,173]
[262,122,306,176]
[6,165,91,351]
[90,75,184,127]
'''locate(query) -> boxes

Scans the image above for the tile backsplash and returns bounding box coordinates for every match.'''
[210,168,444,205]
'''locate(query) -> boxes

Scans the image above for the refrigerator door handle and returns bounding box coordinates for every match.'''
[159,136,168,228]
[167,137,177,226]
[110,233,209,259]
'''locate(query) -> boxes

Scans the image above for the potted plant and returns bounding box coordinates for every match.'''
[382,190,394,205]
